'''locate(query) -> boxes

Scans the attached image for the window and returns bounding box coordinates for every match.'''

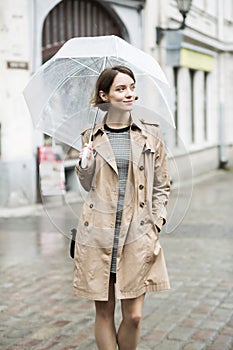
[174,66,210,147]
[190,69,195,144]
[189,69,210,144]
[203,71,209,141]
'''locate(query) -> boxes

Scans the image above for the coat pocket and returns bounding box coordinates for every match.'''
[144,229,160,263]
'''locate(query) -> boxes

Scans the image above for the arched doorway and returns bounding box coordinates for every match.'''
[42,0,128,62]
[41,0,129,190]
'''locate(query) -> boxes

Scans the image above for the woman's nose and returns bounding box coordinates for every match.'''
[125,87,133,97]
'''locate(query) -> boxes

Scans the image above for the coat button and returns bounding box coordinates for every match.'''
[139,165,144,171]
[139,184,144,190]
[89,203,93,208]
[140,220,144,225]
[84,221,89,226]
[140,202,145,208]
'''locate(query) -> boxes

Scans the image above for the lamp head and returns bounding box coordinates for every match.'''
[176,0,192,15]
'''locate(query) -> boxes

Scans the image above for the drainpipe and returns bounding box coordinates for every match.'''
[217,0,228,169]
[218,102,228,169]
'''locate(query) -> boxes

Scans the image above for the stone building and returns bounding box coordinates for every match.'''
[0,0,232,206]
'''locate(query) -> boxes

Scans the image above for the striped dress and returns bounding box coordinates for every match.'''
[104,124,130,274]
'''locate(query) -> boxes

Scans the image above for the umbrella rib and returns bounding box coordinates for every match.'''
[69,58,103,75]
[101,57,107,71]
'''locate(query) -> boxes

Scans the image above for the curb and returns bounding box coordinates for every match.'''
[0,192,82,219]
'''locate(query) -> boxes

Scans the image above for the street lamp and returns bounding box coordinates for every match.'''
[156,0,192,45]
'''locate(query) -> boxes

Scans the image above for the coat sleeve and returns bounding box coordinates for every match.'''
[75,130,96,192]
[152,127,170,231]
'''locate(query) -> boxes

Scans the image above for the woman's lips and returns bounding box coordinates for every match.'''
[123,100,134,104]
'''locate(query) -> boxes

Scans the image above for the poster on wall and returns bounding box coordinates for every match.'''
[38,145,66,196]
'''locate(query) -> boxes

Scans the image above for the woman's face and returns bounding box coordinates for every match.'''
[100,72,136,111]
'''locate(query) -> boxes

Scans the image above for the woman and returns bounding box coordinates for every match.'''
[74,65,170,349]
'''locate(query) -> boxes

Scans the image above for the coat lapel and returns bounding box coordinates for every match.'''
[130,128,147,166]
[93,131,118,175]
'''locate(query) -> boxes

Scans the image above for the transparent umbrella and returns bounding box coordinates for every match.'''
[23,35,174,151]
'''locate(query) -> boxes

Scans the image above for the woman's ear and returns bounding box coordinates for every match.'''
[99,90,109,102]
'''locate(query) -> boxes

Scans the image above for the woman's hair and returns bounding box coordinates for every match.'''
[90,65,136,108]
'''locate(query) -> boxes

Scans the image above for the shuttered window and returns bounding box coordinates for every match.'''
[42,0,125,61]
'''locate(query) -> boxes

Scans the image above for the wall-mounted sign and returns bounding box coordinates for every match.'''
[180,48,214,72]
[7,61,29,70]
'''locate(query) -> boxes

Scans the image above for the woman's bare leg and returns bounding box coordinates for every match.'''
[117,294,145,350]
[94,275,117,350]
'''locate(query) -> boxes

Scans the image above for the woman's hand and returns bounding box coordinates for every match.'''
[79,142,94,169]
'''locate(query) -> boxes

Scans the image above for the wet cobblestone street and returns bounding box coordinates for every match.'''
[0,170,232,349]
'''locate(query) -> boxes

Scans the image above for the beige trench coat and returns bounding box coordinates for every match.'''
[73,114,170,301]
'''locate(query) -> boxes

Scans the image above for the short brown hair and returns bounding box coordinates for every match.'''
[90,65,136,108]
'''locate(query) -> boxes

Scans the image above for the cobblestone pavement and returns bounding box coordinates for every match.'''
[0,170,232,350]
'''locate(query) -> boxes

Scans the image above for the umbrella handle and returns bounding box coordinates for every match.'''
[81,142,93,169]
[81,151,88,168]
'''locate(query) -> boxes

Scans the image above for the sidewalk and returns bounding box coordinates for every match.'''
[0,169,232,350]
[0,191,81,219]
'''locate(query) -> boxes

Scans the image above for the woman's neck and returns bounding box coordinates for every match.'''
[106,111,131,129]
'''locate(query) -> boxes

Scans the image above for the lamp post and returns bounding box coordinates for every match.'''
[156,0,192,45]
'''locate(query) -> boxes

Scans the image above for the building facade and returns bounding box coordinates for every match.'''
[0,0,232,207]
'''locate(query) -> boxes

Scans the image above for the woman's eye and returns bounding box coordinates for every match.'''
[116,85,135,92]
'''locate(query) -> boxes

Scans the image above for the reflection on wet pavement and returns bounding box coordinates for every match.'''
[0,201,82,267]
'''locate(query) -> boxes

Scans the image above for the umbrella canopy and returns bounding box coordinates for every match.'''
[23,35,174,150]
